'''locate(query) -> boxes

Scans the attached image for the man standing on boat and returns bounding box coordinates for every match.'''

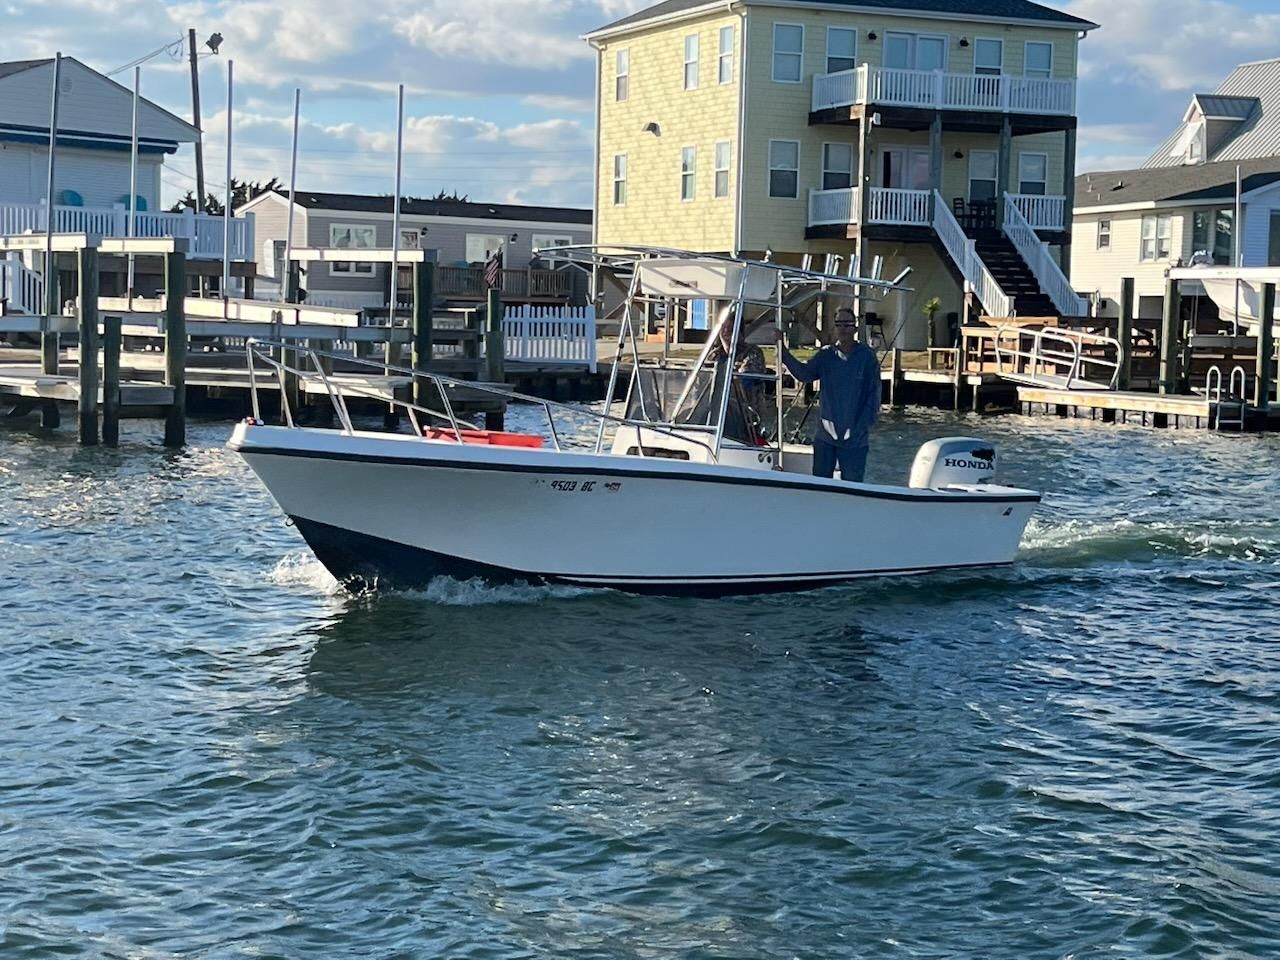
[775,307,881,482]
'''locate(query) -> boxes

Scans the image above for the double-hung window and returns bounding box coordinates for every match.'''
[718,26,734,84]
[822,143,853,190]
[974,38,1002,76]
[772,24,803,83]
[684,34,699,90]
[1097,219,1111,250]
[968,151,998,202]
[1140,214,1172,261]
[714,141,732,198]
[329,223,377,275]
[612,154,627,206]
[681,146,697,201]
[1024,42,1053,79]
[826,28,856,73]
[768,140,799,198]
[615,48,629,102]
[1018,153,1048,196]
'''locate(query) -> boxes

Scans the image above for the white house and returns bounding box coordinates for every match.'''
[0,57,252,262]
[1072,59,1280,320]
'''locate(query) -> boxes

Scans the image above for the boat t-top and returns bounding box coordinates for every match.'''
[228,245,1040,596]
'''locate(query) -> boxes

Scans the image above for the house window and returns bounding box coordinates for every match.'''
[465,234,506,264]
[615,48,629,102]
[822,142,853,190]
[399,228,421,250]
[974,38,1003,75]
[1140,214,1172,262]
[1025,42,1053,79]
[329,223,377,275]
[768,139,799,198]
[1193,208,1235,264]
[1018,153,1048,196]
[826,27,856,74]
[719,26,734,84]
[714,141,732,198]
[684,34,699,90]
[885,32,947,71]
[612,154,627,206]
[772,23,803,83]
[1097,219,1111,249]
[681,146,697,201]
[532,233,574,266]
[968,150,998,202]
[1187,128,1204,164]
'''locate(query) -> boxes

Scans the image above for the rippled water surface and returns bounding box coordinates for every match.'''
[2,410,1278,959]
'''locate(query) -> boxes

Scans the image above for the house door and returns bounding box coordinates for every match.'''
[1269,211,1280,267]
[883,32,947,71]
[881,148,931,190]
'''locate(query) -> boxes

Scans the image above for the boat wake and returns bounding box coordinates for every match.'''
[1021,517,1280,566]
[398,576,602,607]
[268,553,344,596]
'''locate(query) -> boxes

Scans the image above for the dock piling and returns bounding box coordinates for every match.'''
[1118,277,1134,391]
[163,251,187,447]
[76,247,99,446]
[1159,278,1182,395]
[102,314,121,446]
[1256,283,1275,410]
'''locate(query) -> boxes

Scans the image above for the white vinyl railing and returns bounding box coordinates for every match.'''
[1002,194,1088,317]
[0,202,253,260]
[932,189,1013,318]
[867,187,930,225]
[1008,194,1066,231]
[808,187,858,226]
[499,305,597,371]
[0,256,43,315]
[812,64,1076,116]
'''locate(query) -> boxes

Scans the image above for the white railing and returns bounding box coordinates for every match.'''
[994,325,1120,389]
[0,202,253,260]
[0,256,43,315]
[1002,194,1088,317]
[808,187,858,226]
[1008,194,1065,231]
[811,65,1076,116]
[867,187,930,225]
[932,189,1013,318]
[499,304,597,371]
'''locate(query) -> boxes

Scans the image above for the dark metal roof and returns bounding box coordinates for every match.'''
[590,0,1097,35]
[0,59,52,81]
[1076,156,1280,208]
[280,190,592,225]
[1193,95,1259,121]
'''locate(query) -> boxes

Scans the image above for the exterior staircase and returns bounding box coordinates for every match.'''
[0,256,42,316]
[971,233,1057,318]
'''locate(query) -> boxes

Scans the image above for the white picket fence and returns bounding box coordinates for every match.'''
[499,305,597,371]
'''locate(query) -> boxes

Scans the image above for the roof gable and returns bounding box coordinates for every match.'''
[588,0,1097,37]
[0,57,199,145]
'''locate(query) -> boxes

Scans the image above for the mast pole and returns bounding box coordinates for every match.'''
[282,87,300,304]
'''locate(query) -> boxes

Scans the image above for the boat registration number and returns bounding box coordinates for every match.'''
[538,478,623,494]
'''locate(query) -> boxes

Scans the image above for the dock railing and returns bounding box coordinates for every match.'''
[0,256,43,315]
[500,305,597,371]
[993,324,1121,389]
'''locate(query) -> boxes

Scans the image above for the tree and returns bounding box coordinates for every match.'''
[169,177,282,216]
[427,189,469,202]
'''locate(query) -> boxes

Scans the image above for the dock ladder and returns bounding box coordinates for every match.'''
[1206,364,1247,431]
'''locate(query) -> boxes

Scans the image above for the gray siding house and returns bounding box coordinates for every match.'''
[236,190,593,306]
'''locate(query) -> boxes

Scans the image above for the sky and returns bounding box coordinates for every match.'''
[5,0,1280,210]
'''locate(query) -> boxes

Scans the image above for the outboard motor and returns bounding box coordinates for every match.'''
[909,437,998,489]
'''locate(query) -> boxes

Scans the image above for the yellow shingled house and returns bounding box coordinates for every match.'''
[585,0,1099,347]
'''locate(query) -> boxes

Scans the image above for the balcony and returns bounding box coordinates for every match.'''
[812,65,1076,118]
[0,202,254,261]
[808,188,1067,233]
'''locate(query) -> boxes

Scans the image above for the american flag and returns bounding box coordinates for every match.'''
[483,246,503,289]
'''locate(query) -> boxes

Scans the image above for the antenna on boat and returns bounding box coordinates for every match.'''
[221,59,233,301]
[282,87,300,304]
[388,83,404,329]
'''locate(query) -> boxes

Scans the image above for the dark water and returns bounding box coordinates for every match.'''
[2,410,1278,959]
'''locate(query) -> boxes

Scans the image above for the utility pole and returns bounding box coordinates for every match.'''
[188,28,205,210]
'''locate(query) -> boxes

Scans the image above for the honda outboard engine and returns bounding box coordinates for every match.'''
[909,437,998,489]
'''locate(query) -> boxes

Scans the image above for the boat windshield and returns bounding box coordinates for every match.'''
[623,365,765,443]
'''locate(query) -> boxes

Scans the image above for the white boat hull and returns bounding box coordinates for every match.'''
[229,424,1040,597]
